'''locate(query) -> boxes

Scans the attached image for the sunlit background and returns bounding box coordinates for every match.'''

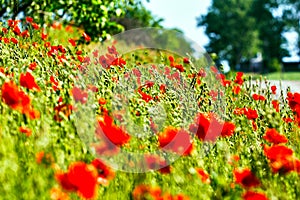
[143,0,300,71]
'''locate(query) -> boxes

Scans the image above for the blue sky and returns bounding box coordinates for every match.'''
[143,0,211,48]
[143,0,299,62]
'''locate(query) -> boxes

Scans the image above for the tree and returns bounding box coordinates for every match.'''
[113,0,163,30]
[197,0,260,69]
[281,0,300,58]
[250,0,289,72]
[0,0,162,41]
[197,0,290,71]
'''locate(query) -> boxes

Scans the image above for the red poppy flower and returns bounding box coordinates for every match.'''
[209,90,218,101]
[158,127,193,156]
[210,66,218,74]
[252,121,258,131]
[68,38,76,47]
[20,72,40,91]
[26,17,33,23]
[36,151,53,165]
[31,22,40,30]
[245,108,258,120]
[74,51,81,56]
[41,32,48,40]
[10,37,18,44]
[107,45,118,55]
[2,81,25,109]
[232,85,241,95]
[50,187,70,200]
[189,112,223,142]
[171,71,180,81]
[233,108,245,115]
[183,57,190,64]
[99,55,109,68]
[50,75,59,91]
[13,26,21,35]
[82,32,91,42]
[286,92,300,111]
[228,155,240,165]
[198,68,207,77]
[252,94,265,101]
[264,145,293,162]
[221,121,236,137]
[195,168,210,183]
[91,159,115,185]
[21,30,30,38]
[19,126,32,137]
[287,92,300,127]
[242,191,268,200]
[159,84,166,94]
[283,117,293,123]
[98,97,106,105]
[259,95,266,101]
[138,89,153,103]
[168,56,175,63]
[54,103,73,122]
[71,87,88,104]
[145,154,171,174]
[271,85,277,94]
[132,185,162,200]
[111,57,126,67]
[234,72,244,85]
[174,64,184,72]
[0,67,5,74]
[263,128,288,144]
[1,81,31,113]
[220,74,231,86]
[44,42,51,49]
[8,19,20,27]
[234,168,260,188]
[272,100,279,112]
[2,37,9,44]
[96,113,130,146]
[29,62,37,70]
[172,194,190,200]
[2,27,8,34]
[55,162,98,199]
[263,145,300,173]
[252,94,259,100]
[55,173,77,192]
[36,151,45,164]
[65,25,73,32]
[77,55,84,62]
[51,21,62,29]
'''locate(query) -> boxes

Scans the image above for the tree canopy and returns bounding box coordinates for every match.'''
[0,0,162,41]
[198,0,297,71]
[281,0,300,57]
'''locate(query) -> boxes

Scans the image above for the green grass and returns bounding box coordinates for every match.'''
[247,72,300,81]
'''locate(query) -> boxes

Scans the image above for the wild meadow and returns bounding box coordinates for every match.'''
[0,18,299,200]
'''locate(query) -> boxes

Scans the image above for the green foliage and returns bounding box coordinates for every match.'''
[268,58,282,73]
[198,0,291,70]
[0,15,300,200]
[114,0,164,30]
[250,0,289,71]
[248,71,300,80]
[281,0,300,56]
[197,0,261,68]
[0,0,163,42]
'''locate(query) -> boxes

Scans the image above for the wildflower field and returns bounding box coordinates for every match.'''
[0,18,299,200]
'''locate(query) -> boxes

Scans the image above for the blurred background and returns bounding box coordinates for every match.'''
[0,0,299,79]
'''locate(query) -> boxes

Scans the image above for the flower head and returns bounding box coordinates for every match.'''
[234,168,260,188]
